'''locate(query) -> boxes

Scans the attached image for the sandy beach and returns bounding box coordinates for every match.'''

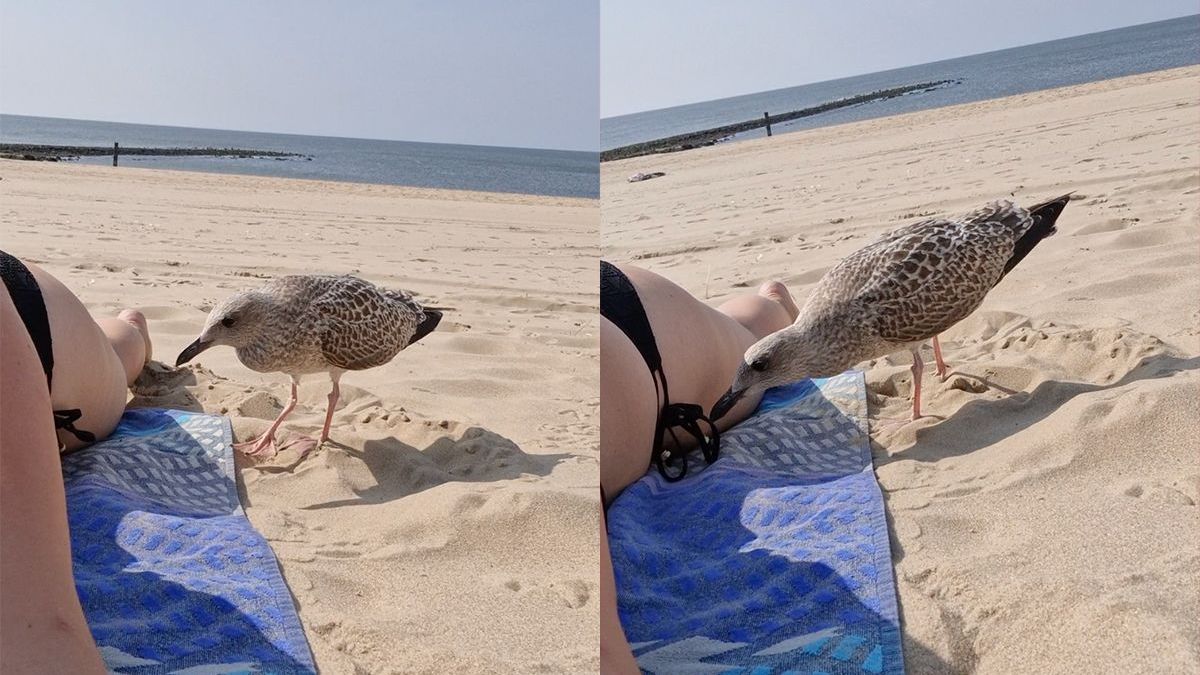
[3,162,600,673]
[602,65,1200,674]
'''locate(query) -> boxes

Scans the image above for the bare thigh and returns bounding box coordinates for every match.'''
[24,262,129,451]
[622,267,767,422]
[0,289,106,673]
[598,319,657,674]
[599,266,792,672]
[600,318,659,500]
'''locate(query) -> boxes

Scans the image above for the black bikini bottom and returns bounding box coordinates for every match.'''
[0,250,96,444]
[600,260,718,481]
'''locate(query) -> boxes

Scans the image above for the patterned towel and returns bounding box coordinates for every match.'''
[63,408,316,674]
[607,372,903,675]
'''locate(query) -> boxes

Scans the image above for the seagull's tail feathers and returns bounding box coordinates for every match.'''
[409,309,443,346]
[1000,193,1072,281]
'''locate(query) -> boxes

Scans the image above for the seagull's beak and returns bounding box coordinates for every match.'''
[710,387,746,423]
[176,337,213,366]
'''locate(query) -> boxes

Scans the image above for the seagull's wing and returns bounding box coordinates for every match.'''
[822,204,1029,344]
[807,218,944,304]
[310,276,413,371]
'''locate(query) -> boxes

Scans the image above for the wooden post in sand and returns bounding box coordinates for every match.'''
[763,112,772,137]
[113,142,119,167]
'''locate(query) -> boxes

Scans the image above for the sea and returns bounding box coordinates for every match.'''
[601,14,1200,150]
[0,114,599,199]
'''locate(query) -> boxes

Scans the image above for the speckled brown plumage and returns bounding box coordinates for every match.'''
[176,274,442,457]
[717,194,1071,422]
[234,275,431,376]
[807,196,1069,358]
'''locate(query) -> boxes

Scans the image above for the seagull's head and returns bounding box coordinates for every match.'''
[176,291,270,366]
[710,326,818,422]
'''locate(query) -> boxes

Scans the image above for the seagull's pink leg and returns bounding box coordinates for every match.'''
[238,379,299,458]
[909,347,924,421]
[932,335,949,381]
[319,373,342,444]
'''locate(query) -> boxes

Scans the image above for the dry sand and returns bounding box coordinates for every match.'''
[602,66,1200,673]
[3,162,600,673]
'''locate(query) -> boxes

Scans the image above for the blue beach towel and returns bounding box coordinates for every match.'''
[607,372,903,675]
[63,408,316,674]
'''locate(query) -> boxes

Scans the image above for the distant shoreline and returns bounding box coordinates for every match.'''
[0,143,308,162]
[602,15,1199,160]
[0,130,596,197]
[600,79,959,162]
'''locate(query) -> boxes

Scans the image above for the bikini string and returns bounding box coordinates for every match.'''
[651,370,721,483]
[53,409,97,444]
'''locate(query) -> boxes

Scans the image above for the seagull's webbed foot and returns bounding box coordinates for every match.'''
[235,434,279,460]
[234,378,302,461]
[278,435,321,457]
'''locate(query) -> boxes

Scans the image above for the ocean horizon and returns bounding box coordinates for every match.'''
[0,114,599,198]
[602,14,1200,151]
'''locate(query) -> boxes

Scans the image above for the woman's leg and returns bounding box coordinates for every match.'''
[717,281,800,340]
[601,509,641,675]
[600,265,798,499]
[600,318,659,500]
[23,261,150,450]
[618,265,797,450]
[599,265,799,672]
[0,289,106,674]
[599,319,655,674]
[97,309,152,387]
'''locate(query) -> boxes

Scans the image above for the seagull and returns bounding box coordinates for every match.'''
[711,194,1071,422]
[176,274,443,457]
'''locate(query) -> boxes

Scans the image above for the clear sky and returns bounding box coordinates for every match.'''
[601,0,1198,118]
[0,1,599,151]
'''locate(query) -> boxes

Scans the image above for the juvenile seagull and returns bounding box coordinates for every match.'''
[177,275,442,457]
[712,194,1071,422]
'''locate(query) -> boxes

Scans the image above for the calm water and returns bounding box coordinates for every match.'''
[0,115,599,198]
[602,15,1200,150]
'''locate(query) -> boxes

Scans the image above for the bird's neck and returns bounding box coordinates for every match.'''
[788,310,874,377]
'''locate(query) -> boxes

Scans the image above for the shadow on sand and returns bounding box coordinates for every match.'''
[874,354,1200,464]
[297,427,574,510]
[128,362,573,510]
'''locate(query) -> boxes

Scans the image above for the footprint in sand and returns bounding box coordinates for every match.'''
[1111,479,1196,506]
[499,578,591,609]
[866,316,1174,443]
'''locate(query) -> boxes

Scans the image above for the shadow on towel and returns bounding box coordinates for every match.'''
[65,408,315,674]
[608,374,949,674]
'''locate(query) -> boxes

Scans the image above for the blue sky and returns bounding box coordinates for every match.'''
[601,0,1199,117]
[0,1,599,151]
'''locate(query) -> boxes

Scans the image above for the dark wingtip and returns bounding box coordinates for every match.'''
[408,309,443,346]
[1030,193,1072,232]
[1030,192,1073,219]
[1000,193,1073,280]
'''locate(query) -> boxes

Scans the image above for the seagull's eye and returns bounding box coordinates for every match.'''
[221,317,236,328]
[750,357,768,372]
